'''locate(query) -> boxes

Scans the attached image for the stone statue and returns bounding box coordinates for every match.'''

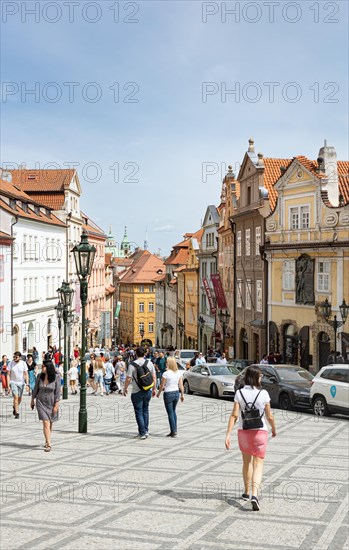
[296,255,314,305]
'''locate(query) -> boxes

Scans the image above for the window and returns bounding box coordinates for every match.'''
[148,322,154,332]
[318,261,330,291]
[256,280,262,313]
[247,186,251,205]
[255,227,261,256]
[46,277,50,298]
[210,261,216,276]
[139,302,144,313]
[139,322,144,332]
[246,280,252,310]
[202,262,207,278]
[13,279,17,304]
[245,229,251,256]
[283,260,295,291]
[34,277,38,301]
[201,293,207,314]
[23,235,28,261]
[139,285,144,293]
[290,206,310,230]
[237,279,243,308]
[149,285,155,293]
[24,278,29,302]
[237,231,241,257]
[149,302,154,312]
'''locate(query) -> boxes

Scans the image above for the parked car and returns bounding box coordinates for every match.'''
[235,364,313,410]
[228,359,254,372]
[310,364,349,416]
[183,363,240,398]
[177,349,199,368]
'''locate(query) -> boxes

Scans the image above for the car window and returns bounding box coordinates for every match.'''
[226,365,240,375]
[262,368,277,380]
[274,367,313,381]
[190,366,202,373]
[325,368,349,383]
[181,351,195,359]
[209,366,234,376]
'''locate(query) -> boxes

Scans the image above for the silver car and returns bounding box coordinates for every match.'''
[182,363,240,398]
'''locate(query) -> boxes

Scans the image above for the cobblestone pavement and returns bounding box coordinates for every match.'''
[0,391,348,550]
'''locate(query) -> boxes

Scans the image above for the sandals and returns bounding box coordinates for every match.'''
[44,445,51,452]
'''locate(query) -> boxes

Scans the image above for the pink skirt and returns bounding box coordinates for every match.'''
[238,429,268,459]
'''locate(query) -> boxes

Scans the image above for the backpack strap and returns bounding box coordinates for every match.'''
[251,390,262,407]
[239,389,248,406]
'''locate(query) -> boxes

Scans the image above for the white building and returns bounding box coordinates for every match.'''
[198,206,220,352]
[0,177,66,356]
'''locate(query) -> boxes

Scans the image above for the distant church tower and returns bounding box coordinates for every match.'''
[120,226,131,257]
[144,228,148,251]
[105,226,118,258]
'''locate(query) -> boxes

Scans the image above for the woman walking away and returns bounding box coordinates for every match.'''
[88,353,97,394]
[93,357,105,396]
[26,354,37,395]
[225,365,276,511]
[157,356,184,437]
[31,361,61,452]
[68,359,79,395]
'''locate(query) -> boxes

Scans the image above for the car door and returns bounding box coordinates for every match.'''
[196,366,210,394]
[260,367,279,405]
[187,366,202,392]
[326,368,349,410]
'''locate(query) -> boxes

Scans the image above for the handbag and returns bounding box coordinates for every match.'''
[239,389,264,430]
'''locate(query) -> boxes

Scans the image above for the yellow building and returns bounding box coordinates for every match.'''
[118,250,165,346]
[265,144,349,371]
[182,229,203,349]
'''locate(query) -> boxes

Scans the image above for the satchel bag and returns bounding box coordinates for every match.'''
[239,389,264,430]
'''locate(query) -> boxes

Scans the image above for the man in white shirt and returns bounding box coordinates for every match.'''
[123,347,156,439]
[7,352,28,419]
[216,353,227,365]
[195,353,206,366]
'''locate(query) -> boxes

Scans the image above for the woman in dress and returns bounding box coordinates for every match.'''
[157,356,184,437]
[93,357,105,396]
[26,354,37,395]
[225,365,277,511]
[31,361,61,452]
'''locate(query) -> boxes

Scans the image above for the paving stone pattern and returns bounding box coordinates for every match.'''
[0,391,348,550]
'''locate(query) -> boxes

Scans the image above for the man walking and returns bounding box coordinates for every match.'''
[7,352,28,419]
[123,347,156,439]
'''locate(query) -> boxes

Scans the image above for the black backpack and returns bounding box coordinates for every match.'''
[239,389,264,430]
[131,360,154,391]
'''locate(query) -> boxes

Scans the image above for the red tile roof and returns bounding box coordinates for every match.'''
[120,250,165,284]
[11,169,76,192]
[0,198,65,227]
[164,247,189,266]
[26,193,65,210]
[263,158,293,210]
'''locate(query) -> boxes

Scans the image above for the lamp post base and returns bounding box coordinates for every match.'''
[78,410,88,433]
[63,386,68,400]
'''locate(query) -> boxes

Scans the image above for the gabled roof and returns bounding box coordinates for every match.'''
[262,158,293,210]
[202,205,219,227]
[10,169,76,192]
[120,250,165,284]
[0,198,65,227]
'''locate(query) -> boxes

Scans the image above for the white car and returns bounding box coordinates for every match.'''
[183,363,240,398]
[310,364,349,416]
[177,349,199,369]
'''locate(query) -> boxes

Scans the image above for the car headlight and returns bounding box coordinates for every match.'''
[221,382,234,386]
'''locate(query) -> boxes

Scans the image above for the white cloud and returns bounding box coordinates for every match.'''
[154,224,175,233]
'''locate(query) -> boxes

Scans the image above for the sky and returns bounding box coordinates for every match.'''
[2,0,348,256]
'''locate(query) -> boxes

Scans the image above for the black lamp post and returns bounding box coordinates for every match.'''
[218,309,231,355]
[140,327,145,342]
[198,315,205,352]
[72,230,96,434]
[57,281,74,400]
[318,298,349,355]
[178,319,184,348]
[55,301,63,360]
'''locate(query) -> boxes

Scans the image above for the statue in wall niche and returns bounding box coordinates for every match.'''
[296,255,315,305]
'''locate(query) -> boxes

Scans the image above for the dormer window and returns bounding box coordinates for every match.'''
[28,174,36,180]
[9,199,16,209]
[21,201,28,212]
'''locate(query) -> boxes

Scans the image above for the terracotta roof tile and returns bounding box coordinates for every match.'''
[164,248,189,266]
[337,161,349,204]
[120,250,165,284]
[263,158,293,210]
[0,198,65,227]
[26,193,65,210]
[11,169,76,192]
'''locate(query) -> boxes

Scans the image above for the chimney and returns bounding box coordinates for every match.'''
[318,140,339,206]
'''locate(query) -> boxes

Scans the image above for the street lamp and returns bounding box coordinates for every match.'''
[178,318,184,348]
[198,315,205,352]
[55,301,63,360]
[140,327,145,341]
[57,281,74,400]
[218,309,231,355]
[72,230,96,434]
[318,298,349,354]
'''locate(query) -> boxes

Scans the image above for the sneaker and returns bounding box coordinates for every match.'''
[15,413,20,419]
[145,432,149,438]
[241,493,250,501]
[134,434,147,440]
[251,496,260,511]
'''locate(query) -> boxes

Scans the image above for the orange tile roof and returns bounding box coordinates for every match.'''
[0,198,65,227]
[263,158,293,210]
[11,169,76,192]
[164,247,189,266]
[338,161,349,204]
[26,193,65,210]
[120,250,165,284]
[1,179,42,204]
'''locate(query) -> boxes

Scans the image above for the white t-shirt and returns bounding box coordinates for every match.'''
[234,385,270,431]
[68,366,78,380]
[8,360,28,384]
[162,370,182,392]
[127,358,155,393]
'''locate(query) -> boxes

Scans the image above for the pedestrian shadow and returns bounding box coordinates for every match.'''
[0,442,41,450]
[155,488,244,510]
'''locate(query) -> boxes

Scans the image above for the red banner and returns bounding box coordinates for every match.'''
[202,277,216,315]
[210,273,227,309]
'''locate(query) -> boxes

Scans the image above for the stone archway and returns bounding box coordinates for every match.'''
[240,328,248,359]
[27,322,35,352]
[318,331,330,370]
[283,323,298,364]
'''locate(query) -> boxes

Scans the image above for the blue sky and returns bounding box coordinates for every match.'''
[2,0,348,255]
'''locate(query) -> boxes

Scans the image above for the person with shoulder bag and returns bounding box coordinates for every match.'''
[225,365,276,511]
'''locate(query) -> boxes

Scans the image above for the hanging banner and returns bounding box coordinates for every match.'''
[210,273,228,310]
[114,301,121,319]
[202,277,216,315]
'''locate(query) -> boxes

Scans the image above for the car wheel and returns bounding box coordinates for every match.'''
[279,393,292,410]
[313,396,330,417]
[210,384,219,398]
[183,380,192,395]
